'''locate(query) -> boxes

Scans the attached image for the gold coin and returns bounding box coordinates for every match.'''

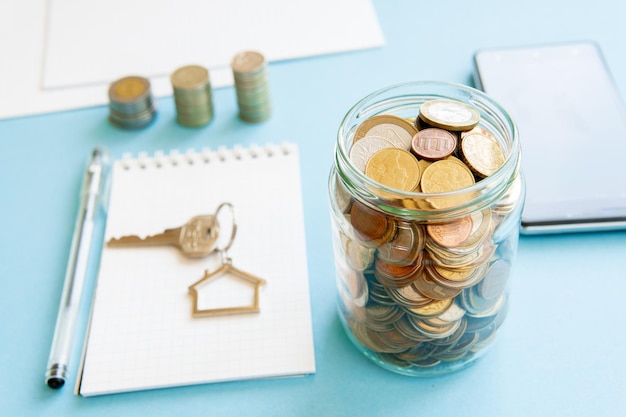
[231,50,266,74]
[413,317,461,338]
[461,132,506,178]
[418,158,432,174]
[109,76,150,102]
[354,115,418,148]
[461,125,495,140]
[171,65,209,90]
[432,265,476,282]
[445,155,466,167]
[365,148,421,192]
[405,298,453,318]
[431,262,488,285]
[419,99,480,131]
[420,160,475,193]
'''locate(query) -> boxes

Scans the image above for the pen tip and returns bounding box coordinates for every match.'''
[47,377,65,389]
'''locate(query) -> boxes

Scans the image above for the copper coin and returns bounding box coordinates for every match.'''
[411,128,457,160]
[376,257,421,279]
[426,215,473,248]
[350,201,388,242]
[374,252,424,288]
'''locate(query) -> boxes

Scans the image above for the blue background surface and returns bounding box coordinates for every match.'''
[1,1,626,415]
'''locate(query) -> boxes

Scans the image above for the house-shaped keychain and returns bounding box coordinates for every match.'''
[188,263,266,317]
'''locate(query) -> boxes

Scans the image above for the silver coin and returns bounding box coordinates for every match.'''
[349,135,395,172]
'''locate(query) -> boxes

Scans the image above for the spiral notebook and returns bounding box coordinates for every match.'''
[76,143,315,396]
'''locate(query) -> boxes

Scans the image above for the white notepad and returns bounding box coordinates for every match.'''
[77,143,315,396]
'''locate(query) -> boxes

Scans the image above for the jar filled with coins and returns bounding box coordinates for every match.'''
[328,81,524,376]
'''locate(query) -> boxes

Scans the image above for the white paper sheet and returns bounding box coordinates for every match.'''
[0,0,384,120]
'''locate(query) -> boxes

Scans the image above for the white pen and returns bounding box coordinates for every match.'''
[45,147,109,389]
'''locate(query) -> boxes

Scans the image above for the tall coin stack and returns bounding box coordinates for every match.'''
[171,65,214,127]
[231,51,271,122]
[108,76,157,129]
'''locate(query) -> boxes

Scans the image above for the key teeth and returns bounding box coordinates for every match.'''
[107,235,143,245]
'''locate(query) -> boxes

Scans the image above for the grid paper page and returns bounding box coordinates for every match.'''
[77,143,315,396]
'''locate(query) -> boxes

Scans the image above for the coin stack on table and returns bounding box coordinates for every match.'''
[108,76,157,129]
[170,65,214,127]
[231,51,271,122]
[331,97,522,372]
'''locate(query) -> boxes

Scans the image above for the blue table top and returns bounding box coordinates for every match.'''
[2,1,626,415]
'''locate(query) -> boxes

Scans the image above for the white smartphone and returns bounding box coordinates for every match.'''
[474,41,626,234]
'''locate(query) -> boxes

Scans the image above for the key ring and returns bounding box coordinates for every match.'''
[188,202,267,317]
[214,202,237,264]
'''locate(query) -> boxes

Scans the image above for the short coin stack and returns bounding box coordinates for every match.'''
[108,76,157,129]
[170,65,214,127]
[334,98,520,370]
[231,51,271,122]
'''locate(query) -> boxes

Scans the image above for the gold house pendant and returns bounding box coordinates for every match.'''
[188,263,266,317]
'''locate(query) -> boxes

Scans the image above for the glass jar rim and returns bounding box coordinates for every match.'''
[335,80,520,216]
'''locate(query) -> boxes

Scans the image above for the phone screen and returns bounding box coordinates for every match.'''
[474,41,626,234]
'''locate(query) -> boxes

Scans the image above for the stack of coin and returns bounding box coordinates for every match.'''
[332,97,516,370]
[108,76,157,129]
[171,65,214,127]
[231,50,271,122]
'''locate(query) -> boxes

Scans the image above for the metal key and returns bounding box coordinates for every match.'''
[107,215,220,258]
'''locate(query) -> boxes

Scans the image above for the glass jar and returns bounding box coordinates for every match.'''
[328,81,524,376]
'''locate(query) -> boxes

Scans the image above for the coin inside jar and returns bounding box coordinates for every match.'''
[377,221,424,265]
[349,135,396,172]
[411,128,457,160]
[460,132,506,178]
[419,98,480,131]
[354,114,417,149]
[426,215,473,248]
[350,201,395,245]
[364,148,421,191]
[420,160,475,194]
